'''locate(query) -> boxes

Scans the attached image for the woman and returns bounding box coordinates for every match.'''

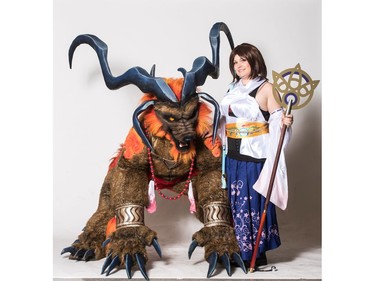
[219,43,293,267]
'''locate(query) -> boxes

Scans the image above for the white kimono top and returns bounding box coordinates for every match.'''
[219,78,291,210]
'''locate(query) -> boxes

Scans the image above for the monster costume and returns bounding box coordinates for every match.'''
[60,22,251,280]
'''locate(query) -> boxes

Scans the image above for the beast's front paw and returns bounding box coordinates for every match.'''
[101,226,161,280]
[61,227,107,261]
[61,239,97,261]
[189,225,247,277]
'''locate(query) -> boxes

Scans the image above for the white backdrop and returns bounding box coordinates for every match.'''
[53,0,321,251]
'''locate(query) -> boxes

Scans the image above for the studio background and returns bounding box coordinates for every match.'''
[53,0,321,279]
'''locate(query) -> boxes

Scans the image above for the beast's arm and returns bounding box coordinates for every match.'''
[100,128,162,280]
[189,136,246,277]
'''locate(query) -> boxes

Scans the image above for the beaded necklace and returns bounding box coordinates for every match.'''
[147,147,194,200]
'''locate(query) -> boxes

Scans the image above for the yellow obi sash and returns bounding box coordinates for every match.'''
[226,121,269,138]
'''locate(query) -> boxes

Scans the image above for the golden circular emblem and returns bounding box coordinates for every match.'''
[272,64,319,110]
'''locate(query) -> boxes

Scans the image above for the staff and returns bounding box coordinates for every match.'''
[249,64,320,273]
[249,99,292,273]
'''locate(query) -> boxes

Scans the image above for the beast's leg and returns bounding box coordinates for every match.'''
[100,157,161,280]
[61,168,115,261]
[189,138,247,277]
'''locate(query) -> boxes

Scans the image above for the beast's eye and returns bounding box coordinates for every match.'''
[169,117,175,122]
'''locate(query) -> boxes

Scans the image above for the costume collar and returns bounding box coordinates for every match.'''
[227,77,266,96]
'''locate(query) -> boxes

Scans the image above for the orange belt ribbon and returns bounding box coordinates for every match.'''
[226,121,269,138]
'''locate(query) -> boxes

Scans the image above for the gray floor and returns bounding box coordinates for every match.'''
[54,203,321,281]
[54,236,320,280]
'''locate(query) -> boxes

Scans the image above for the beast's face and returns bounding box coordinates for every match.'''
[154,95,199,153]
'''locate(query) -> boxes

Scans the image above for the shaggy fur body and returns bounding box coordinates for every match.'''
[67,78,240,268]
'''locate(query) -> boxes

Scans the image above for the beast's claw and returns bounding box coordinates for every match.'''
[73,248,86,259]
[188,239,198,259]
[125,254,133,279]
[101,253,113,274]
[83,249,95,261]
[106,255,120,276]
[221,252,231,276]
[102,238,111,248]
[207,252,218,278]
[152,238,162,258]
[135,253,149,280]
[60,246,77,256]
[232,252,247,273]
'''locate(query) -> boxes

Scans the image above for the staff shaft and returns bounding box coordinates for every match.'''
[249,101,292,273]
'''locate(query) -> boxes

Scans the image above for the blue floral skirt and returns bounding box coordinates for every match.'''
[225,156,281,262]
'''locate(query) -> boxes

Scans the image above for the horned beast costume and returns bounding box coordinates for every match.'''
[61,22,247,279]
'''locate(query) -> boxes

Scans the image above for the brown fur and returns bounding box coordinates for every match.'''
[68,79,240,267]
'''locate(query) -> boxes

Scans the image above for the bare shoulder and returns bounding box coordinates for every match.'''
[256,81,273,102]
[258,81,273,95]
[258,81,280,112]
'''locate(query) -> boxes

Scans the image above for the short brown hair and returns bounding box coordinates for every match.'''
[229,43,267,82]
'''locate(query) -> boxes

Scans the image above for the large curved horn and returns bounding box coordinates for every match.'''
[209,22,235,78]
[132,100,156,151]
[180,22,235,102]
[69,34,178,102]
[180,22,234,145]
[198,92,220,143]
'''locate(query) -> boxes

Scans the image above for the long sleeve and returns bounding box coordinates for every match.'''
[253,108,292,210]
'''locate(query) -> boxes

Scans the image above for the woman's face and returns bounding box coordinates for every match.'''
[233,54,251,80]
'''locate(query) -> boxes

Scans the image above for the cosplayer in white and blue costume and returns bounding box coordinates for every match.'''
[219,77,291,265]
